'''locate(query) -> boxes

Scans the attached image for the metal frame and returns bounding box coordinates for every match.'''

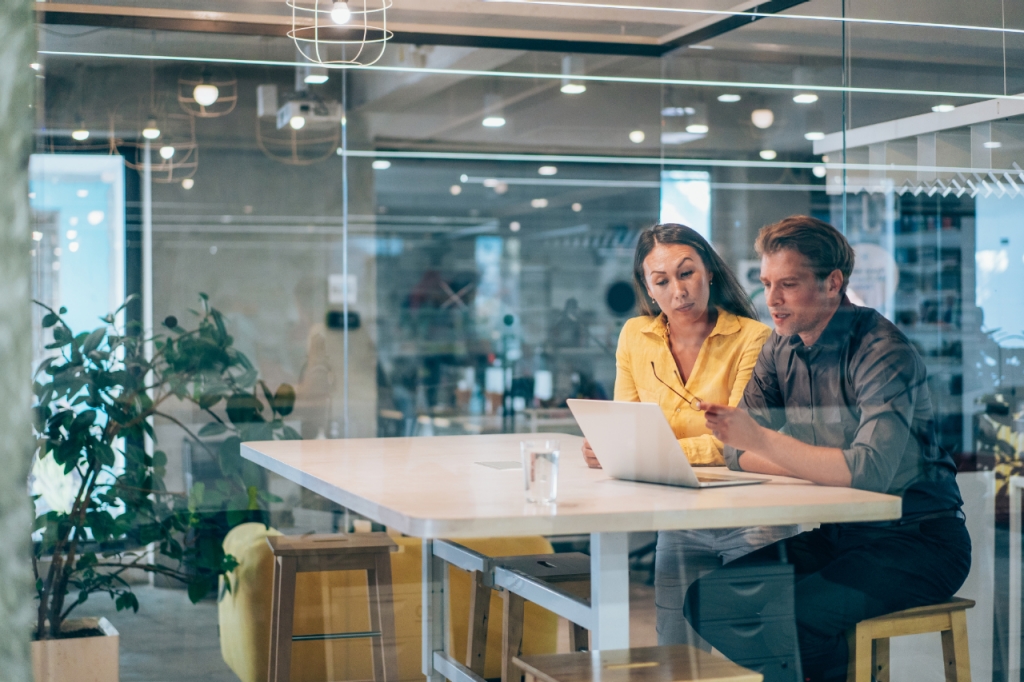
[423,532,629,682]
[1010,475,1023,682]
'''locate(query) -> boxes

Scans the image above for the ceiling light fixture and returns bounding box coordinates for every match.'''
[159,146,175,160]
[483,178,500,187]
[330,0,352,24]
[531,198,548,208]
[30,62,41,71]
[932,104,955,113]
[812,165,827,178]
[804,131,825,141]
[717,94,741,102]
[71,126,89,141]
[372,159,392,169]
[482,116,506,128]
[560,55,587,95]
[450,185,462,195]
[193,83,220,107]
[560,83,587,95]
[32,231,43,241]
[76,189,88,198]
[793,93,819,104]
[984,141,1002,149]
[142,119,161,140]
[685,124,709,134]
[759,150,778,160]
[289,115,306,130]
[509,221,521,232]
[662,106,696,116]
[629,130,646,144]
[304,71,330,85]
[182,178,195,189]
[572,203,582,212]
[66,230,77,240]
[538,165,558,176]
[751,109,774,129]
[68,242,80,253]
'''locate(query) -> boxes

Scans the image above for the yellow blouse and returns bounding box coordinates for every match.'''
[614,310,771,466]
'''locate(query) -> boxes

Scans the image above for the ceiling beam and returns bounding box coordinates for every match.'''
[36,0,809,56]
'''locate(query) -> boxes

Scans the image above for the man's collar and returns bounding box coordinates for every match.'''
[803,296,856,349]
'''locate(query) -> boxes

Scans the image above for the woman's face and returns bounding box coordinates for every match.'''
[642,242,712,323]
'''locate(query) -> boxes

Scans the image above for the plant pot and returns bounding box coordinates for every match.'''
[32,617,119,682]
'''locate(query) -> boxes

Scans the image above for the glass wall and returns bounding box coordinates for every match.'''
[25,2,1024,680]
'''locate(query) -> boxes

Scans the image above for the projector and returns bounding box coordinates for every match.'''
[276,99,343,130]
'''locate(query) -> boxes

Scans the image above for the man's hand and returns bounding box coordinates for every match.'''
[581,439,601,469]
[701,403,765,452]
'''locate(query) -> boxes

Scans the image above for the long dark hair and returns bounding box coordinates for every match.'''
[633,223,756,320]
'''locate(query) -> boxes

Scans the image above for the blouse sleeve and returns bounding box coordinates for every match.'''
[613,322,640,402]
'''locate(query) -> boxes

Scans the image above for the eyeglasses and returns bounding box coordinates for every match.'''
[650,362,704,411]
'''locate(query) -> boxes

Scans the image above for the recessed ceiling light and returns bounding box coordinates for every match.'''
[751,109,774,129]
[484,178,499,188]
[685,124,709,134]
[932,104,955,113]
[538,165,558,176]
[629,130,646,144]
[482,116,506,128]
[32,231,42,241]
[494,182,508,195]
[182,178,195,189]
[572,203,582,212]
[509,221,521,232]
[304,74,329,85]
[69,217,78,226]
[450,185,462,196]
[159,146,175,160]
[984,141,1002,149]
[66,230,77,240]
[460,174,468,182]
[717,94,741,103]
[793,93,819,104]
[804,132,825,141]
[531,198,549,208]
[822,155,830,162]
[68,242,79,253]
[372,160,392,170]
[87,210,104,225]
[689,45,714,50]
[30,62,41,71]
[560,83,587,95]
[812,165,827,178]
[662,106,696,117]
[759,150,778,160]
[76,189,88,198]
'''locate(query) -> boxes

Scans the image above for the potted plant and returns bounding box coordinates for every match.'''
[30,294,298,681]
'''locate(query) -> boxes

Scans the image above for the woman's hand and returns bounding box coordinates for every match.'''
[581,439,602,469]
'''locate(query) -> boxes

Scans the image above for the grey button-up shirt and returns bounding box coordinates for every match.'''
[725,300,962,519]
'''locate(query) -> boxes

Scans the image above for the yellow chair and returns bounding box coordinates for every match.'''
[220,523,559,682]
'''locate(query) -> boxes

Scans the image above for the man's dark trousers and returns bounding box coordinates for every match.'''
[683,517,971,682]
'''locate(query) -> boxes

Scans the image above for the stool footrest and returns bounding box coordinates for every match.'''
[292,630,382,642]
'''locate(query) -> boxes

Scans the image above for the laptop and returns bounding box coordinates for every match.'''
[567,399,769,488]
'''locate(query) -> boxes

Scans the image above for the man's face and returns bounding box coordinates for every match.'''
[760,248,842,339]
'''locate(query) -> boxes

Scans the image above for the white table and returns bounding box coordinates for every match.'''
[242,433,902,682]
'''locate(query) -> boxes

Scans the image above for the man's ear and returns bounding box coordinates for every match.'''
[827,269,844,296]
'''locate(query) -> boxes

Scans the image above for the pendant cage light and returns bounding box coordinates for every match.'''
[288,0,393,66]
[114,109,199,183]
[255,114,340,166]
[177,65,238,118]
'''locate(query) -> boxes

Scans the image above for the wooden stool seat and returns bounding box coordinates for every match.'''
[847,597,975,682]
[465,552,592,682]
[267,533,399,682]
[513,644,763,682]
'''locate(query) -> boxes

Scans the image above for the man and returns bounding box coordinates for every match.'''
[686,216,971,682]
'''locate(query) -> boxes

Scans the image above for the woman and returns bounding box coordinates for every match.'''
[581,223,797,647]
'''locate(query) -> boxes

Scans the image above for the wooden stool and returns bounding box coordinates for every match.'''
[847,597,975,682]
[513,644,763,682]
[267,533,399,682]
[465,553,591,682]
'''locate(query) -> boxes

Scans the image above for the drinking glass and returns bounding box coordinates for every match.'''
[521,439,560,504]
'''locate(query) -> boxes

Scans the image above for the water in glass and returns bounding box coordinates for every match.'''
[521,440,559,503]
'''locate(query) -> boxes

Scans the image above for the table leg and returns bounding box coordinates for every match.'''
[423,539,447,682]
[589,532,629,650]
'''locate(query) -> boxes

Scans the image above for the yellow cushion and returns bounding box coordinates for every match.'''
[219,524,559,682]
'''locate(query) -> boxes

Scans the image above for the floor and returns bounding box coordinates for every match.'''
[83,580,659,682]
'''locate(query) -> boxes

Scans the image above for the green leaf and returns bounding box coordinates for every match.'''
[115,592,140,613]
[82,328,106,355]
[42,312,59,328]
[198,422,227,437]
[187,577,212,604]
[71,409,97,430]
[225,393,261,425]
